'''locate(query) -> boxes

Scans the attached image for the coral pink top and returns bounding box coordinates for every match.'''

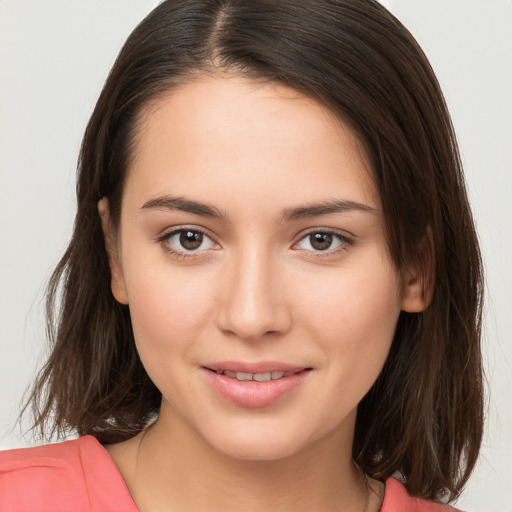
[0,436,458,511]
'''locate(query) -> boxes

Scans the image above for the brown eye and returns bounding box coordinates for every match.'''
[164,229,216,254]
[296,231,347,253]
[309,232,333,251]
[180,230,203,250]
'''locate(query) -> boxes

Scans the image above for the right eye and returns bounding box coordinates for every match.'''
[160,228,217,256]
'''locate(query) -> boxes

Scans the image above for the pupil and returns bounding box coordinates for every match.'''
[180,230,203,250]
[311,233,332,251]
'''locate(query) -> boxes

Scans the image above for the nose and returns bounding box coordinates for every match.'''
[216,245,292,341]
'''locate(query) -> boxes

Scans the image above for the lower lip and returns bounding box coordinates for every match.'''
[202,368,310,408]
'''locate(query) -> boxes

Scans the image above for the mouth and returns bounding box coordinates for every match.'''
[202,363,312,407]
[205,368,307,382]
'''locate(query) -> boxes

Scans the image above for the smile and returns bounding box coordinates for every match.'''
[212,370,297,382]
[202,364,312,408]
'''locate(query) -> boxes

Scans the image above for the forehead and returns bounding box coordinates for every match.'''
[124,75,379,212]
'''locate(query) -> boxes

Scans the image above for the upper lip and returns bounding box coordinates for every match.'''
[203,361,309,374]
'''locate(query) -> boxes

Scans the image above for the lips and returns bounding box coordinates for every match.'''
[202,362,312,408]
[204,361,308,374]
[213,370,296,382]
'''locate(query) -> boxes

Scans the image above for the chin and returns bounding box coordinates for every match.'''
[202,421,318,462]
[217,439,303,462]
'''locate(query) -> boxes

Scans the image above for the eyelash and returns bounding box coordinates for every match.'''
[294,229,354,257]
[157,227,354,260]
[157,226,218,260]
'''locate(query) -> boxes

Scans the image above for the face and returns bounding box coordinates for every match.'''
[103,76,425,461]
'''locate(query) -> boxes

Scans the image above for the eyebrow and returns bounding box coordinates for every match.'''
[140,196,227,220]
[140,195,377,222]
[280,199,377,222]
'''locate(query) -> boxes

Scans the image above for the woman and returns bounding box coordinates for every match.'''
[0,1,483,510]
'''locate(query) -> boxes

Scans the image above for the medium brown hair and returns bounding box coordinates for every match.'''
[25,0,484,502]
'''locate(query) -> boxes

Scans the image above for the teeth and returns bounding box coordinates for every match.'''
[236,372,253,381]
[218,370,296,381]
[253,372,272,382]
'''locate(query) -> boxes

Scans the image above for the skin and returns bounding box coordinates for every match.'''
[100,75,427,512]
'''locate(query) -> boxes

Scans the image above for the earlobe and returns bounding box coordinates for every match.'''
[98,198,128,305]
[400,232,435,313]
[400,267,431,313]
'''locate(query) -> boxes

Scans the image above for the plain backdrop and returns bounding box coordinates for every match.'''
[1,2,511,511]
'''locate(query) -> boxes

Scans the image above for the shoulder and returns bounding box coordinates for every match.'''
[0,435,138,512]
[381,477,461,512]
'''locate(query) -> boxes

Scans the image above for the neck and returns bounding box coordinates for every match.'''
[108,408,381,512]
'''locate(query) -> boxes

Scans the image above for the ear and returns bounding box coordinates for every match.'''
[98,198,128,305]
[400,232,435,313]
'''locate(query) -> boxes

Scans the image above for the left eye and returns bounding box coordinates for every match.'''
[165,229,216,252]
[296,232,345,252]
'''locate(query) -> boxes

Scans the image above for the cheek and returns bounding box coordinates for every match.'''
[123,264,217,405]
[299,262,400,330]
[122,257,214,358]
[296,260,401,383]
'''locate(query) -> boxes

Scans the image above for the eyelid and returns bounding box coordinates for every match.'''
[156,224,215,240]
[157,225,220,257]
[155,225,354,260]
[292,227,355,253]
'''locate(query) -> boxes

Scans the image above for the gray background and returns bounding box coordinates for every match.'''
[1,1,510,510]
